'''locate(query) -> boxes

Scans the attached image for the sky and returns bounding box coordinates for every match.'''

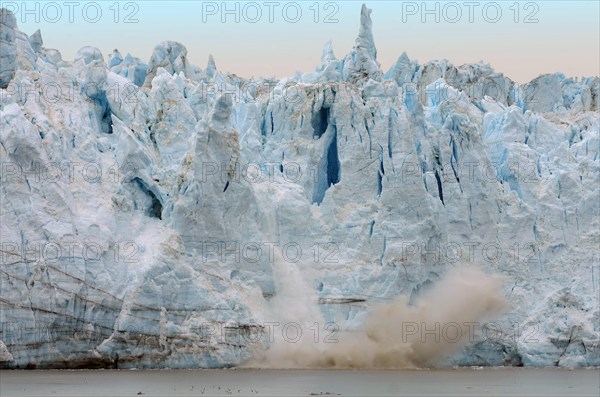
[4,0,600,83]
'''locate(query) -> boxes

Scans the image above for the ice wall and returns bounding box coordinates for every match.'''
[0,5,598,368]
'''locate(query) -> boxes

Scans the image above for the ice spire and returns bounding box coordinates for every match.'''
[385,51,418,84]
[397,51,410,64]
[321,39,336,64]
[143,41,189,87]
[108,49,123,68]
[29,29,43,53]
[356,4,376,60]
[313,39,341,81]
[206,54,217,78]
[341,4,382,82]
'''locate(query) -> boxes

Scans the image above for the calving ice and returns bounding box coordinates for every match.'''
[0,3,598,370]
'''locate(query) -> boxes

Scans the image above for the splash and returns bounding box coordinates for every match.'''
[250,265,507,368]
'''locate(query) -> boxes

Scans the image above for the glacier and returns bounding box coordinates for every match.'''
[0,5,598,369]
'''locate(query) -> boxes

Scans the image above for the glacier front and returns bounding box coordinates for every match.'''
[0,5,598,369]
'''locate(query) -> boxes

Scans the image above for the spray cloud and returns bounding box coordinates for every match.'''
[250,263,506,368]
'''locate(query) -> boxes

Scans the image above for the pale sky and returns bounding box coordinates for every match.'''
[6,0,600,82]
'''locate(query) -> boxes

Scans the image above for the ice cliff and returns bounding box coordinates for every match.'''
[0,5,598,368]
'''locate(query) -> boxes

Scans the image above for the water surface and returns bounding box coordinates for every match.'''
[1,368,598,397]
